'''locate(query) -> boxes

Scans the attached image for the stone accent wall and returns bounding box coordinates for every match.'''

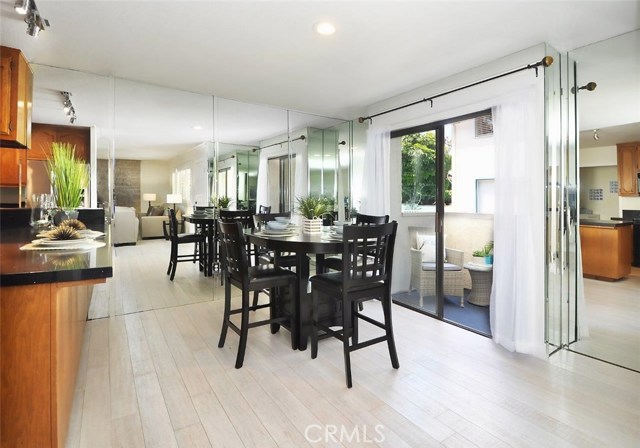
[97,158,141,214]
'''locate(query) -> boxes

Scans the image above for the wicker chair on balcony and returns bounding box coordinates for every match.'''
[410,246,465,307]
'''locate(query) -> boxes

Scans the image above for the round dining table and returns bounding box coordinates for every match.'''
[183,214,218,277]
[246,228,343,350]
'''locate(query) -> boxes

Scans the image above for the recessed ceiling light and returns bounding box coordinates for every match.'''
[315,22,336,36]
[193,125,203,131]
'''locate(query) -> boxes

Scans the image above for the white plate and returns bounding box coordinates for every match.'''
[78,230,105,238]
[32,238,92,247]
[261,229,295,236]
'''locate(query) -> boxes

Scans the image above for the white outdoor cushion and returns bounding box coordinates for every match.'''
[416,234,436,262]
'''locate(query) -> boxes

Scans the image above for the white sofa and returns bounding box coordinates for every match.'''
[112,206,139,246]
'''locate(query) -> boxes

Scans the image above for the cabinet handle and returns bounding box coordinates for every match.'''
[8,121,13,131]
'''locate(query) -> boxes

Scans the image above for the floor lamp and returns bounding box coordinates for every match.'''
[166,194,182,211]
[143,193,156,215]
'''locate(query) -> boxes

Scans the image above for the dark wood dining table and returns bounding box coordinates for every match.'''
[246,228,343,350]
[183,214,218,277]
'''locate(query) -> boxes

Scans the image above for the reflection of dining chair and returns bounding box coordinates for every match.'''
[166,209,206,281]
[217,221,298,368]
[310,222,399,388]
[258,204,271,214]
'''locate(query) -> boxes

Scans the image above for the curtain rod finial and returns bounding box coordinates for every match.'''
[542,56,554,67]
[358,117,366,123]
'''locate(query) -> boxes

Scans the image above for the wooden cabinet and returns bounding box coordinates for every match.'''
[0,147,26,186]
[580,223,633,280]
[0,46,33,149]
[617,142,640,196]
[30,123,90,162]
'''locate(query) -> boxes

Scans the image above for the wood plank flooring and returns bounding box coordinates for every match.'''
[68,239,639,447]
[573,267,640,371]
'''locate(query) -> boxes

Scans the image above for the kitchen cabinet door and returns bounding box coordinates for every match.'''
[617,143,639,196]
[29,124,90,162]
[0,46,33,149]
[0,148,27,186]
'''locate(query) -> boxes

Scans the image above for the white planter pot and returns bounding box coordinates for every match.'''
[303,218,323,234]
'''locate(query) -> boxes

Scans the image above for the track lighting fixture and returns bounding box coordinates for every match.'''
[593,129,599,141]
[60,92,77,124]
[14,0,29,15]
[18,0,49,37]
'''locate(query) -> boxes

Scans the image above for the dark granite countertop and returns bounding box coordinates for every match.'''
[579,219,634,228]
[0,225,113,287]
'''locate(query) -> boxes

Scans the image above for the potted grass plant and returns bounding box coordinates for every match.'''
[217,196,231,209]
[472,241,494,264]
[297,195,330,233]
[46,142,89,220]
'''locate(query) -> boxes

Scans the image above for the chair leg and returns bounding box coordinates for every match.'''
[268,287,280,334]
[310,289,319,359]
[218,277,231,348]
[235,290,250,369]
[287,284,298,351]
[169,243,178,281]
[342,301,353,388]
[252,290,260,310]
[381,293,400,369]
[351,301,359,345]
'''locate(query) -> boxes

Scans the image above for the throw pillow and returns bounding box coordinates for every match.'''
[151,206,165,216]
[416,234,436,262]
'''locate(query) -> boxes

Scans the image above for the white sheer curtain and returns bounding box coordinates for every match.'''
[490,87,546,357]
[359,127,391,216]
[255,155,268,210]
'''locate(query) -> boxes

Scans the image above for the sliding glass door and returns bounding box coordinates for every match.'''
[393,111,496,336]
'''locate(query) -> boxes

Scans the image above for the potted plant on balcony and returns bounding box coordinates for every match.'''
[472,241,494,265]
[296,195,329,233]
[46,142,88,221]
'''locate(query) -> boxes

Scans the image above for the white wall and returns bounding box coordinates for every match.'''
[365,44,546,293]
[579,144,640,215]
[140,160,171,211]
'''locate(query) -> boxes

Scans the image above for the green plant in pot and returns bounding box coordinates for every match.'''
[46,142,88,220]
[297,195,330,233]
[472,241,494,264]
[217,196,231,209]
[296,195,330,219]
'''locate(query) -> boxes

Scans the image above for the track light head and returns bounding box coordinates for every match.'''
[14,0,29,15]
[593,129,599,141]
[23,1,49,37]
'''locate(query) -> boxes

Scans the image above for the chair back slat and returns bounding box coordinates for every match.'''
[219,210,255,230]
[355,213,389,225]
[168,209,179,240]
[253,212,291,228]
[341,222,397,291]
[258,205,271,214]
[218,221,249,284]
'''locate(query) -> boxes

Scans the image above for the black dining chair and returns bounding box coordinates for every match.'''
[166,208,207,281]
[251,212,299,307]
[217,221,298,368]
[319,213,390,272]
[258,204,271,214]
[310,221,399,388]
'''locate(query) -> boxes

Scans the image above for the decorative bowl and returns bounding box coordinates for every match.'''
[274,217,291,224]
[267,221,288,230]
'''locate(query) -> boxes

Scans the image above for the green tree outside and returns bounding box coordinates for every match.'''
[401,132,452,207]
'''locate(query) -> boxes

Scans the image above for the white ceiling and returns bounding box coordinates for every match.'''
[1,1,639,159]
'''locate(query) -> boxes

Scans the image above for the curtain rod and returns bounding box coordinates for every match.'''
[259,135,306,150]
[358,56,554,124]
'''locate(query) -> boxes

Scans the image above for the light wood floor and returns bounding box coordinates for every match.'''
[69,240,640,447]
[573,267,640,371]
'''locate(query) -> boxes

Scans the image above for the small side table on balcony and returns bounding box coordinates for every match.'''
[464,263,493,306]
